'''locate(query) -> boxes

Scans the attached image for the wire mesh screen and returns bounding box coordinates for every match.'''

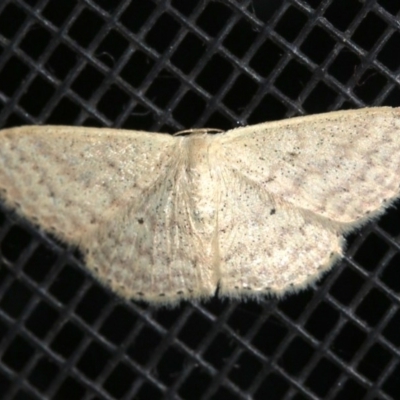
[0,0,399,399]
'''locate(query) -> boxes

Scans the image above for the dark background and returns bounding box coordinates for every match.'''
[0,0,399,399]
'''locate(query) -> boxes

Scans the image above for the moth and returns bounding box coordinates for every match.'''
[0,107,399,305]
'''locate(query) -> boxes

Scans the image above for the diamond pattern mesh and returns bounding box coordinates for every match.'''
[0,0,399,399]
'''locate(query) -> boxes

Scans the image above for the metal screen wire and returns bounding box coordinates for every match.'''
[0,0,399,399]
